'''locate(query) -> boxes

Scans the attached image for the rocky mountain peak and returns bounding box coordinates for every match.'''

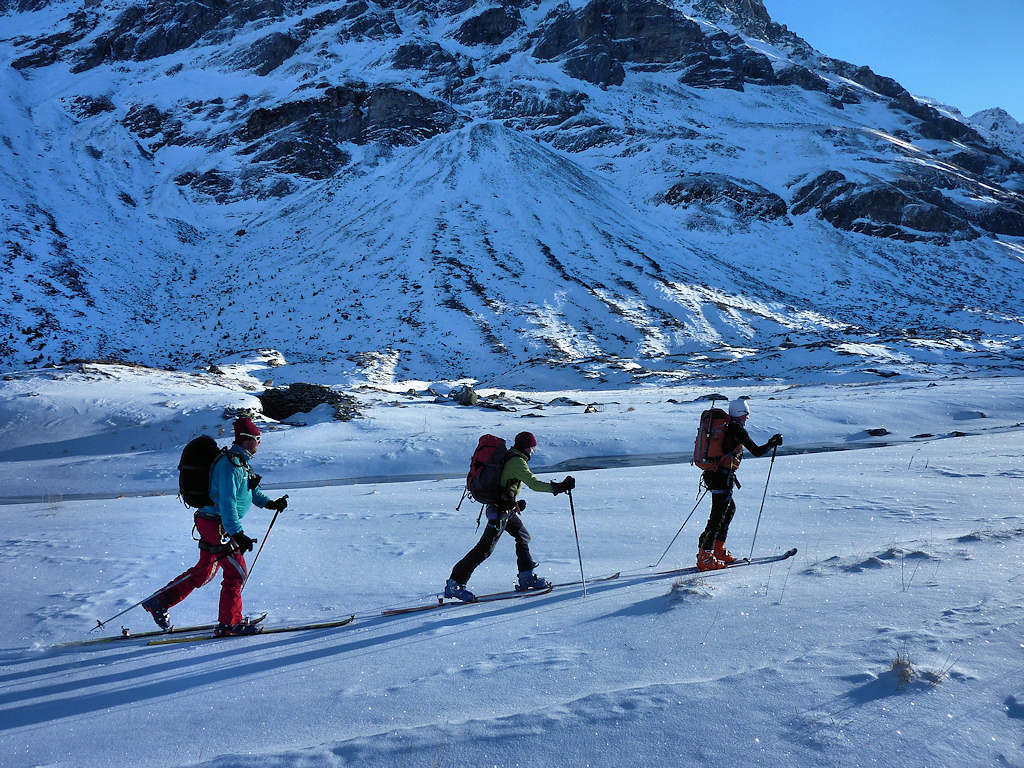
[1,0,1023,382]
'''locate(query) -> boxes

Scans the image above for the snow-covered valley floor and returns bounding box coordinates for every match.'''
[1,371,1022,767]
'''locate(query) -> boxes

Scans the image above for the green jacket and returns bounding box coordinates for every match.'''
[501,447,554,498]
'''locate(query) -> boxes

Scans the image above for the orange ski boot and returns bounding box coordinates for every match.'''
[714,540,737,564]
[697,549,726,571]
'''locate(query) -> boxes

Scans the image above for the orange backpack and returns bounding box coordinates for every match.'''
[693,407,739,471]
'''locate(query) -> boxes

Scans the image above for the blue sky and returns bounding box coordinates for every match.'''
[763,0,1023,121]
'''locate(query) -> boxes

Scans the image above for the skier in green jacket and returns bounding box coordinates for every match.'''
[445,431,575,602]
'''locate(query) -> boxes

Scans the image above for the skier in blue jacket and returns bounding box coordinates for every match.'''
[143,417,288,635]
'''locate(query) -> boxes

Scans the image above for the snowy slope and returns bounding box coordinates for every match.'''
[2,0,1023,384]
[1,379,1022,767]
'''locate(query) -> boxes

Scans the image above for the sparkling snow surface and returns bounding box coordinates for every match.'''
[1,366,1022,767]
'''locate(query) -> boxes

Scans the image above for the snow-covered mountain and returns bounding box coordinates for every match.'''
[2,0,1023,385]
[970,107,1024,164]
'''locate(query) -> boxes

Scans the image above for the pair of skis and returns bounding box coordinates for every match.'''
[62,613,355,647]
[72,548,797,646]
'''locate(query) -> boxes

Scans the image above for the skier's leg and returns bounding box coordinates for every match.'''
[218,551,247,626]
[450,509,507,585]
[698,486,731,551]
[153,517,223,610]
[505,513,536,573]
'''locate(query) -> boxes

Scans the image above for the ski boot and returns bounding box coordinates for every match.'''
[697,550,726,571]
[515,570,552,592]
[214,615,265,637]
[141,596,171,630]
[713,540,737,564]
[444,578,477,603]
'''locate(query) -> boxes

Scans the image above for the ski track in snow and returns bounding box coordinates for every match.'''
[0,375,1022,766]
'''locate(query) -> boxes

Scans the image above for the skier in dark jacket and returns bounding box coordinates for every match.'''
[142,417,289,635]
[697,398,782,571]
[445,431,575,602]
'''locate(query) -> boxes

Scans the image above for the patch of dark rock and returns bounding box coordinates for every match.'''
[789,170,978,241]
[479,401,516,412]
[259,383,359,421]
[660,173,788,220]
[68,95,116,118]
[235,31,301,76]
[972,204,1024,236]
[72,1,290,72]
[488,87,588,127]
[392,40,460,76]
[774,64,828,92]
[251,135,351,180]
[242,85,463,168]
[548,397,585,406]
[118,192,137,207]
[949,431,969,437]
[911,433,934,439]
[454,6,523,46]
[11,10,94,70]
[584,404,600,413]
[451,384,478,406]
[866,428,890,437]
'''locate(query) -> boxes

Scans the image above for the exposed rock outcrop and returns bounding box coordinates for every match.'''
[661,174,788,221]
[259,383,359,421]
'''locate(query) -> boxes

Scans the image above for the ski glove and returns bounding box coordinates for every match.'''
[248,473,262,490]
[232,531,256,553]
[265,496,289,512]
[516,499,527,512]
[767,433,784,449]
[551,477,576,495]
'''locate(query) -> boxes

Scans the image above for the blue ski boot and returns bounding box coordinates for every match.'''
[141,595,171,630]
[444,578,477,603]
[515,570,552,592]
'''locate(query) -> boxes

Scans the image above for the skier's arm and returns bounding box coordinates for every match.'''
[211,458,245,535]
[505,456,554,493]
[738,426,782,457]
[251,485,271,509]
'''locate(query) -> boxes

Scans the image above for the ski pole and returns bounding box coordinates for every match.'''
[243,494,287,591]
[648,486,709,568]
[567,489,587,597]
[92,582,178,631]
[748,446,777,560]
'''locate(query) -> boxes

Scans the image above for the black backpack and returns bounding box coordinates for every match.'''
[178,435,225,508]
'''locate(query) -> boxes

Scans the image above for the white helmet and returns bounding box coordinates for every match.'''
[728,398,750,418]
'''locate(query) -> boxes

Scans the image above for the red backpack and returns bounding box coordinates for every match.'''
[693,408,739,471]
[466,434,514,507]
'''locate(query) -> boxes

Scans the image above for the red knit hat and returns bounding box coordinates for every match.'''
[233,416,261,442]
[514,431,537,450]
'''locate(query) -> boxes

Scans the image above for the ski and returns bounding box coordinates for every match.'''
[58,612,269,648]
[553,571,621,588]
[147,615,355,646]
[650,547,797,579]
[381,584,553,616]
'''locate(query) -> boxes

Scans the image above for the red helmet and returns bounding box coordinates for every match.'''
[514,431,537,450]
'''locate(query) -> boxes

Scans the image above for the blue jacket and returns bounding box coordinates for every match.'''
[201,445,271,535]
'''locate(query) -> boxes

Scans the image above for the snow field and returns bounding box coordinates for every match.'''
[1,413,1022,767]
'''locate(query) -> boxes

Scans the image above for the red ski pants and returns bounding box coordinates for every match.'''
[154,516,247,626]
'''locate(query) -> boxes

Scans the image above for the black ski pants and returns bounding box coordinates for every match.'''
[450,508,536,585]
[698,469,736,551]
